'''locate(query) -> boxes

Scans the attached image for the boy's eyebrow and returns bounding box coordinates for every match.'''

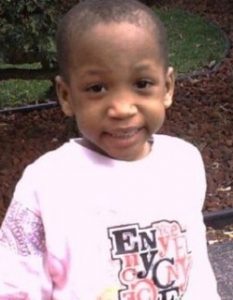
[81,63,154,75]
[134,62,153,71]
[81,68,109,76]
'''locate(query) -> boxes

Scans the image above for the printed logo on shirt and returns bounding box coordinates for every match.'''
[0,201,45,256]
[108,220,192,300]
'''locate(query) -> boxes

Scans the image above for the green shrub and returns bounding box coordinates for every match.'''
[0,0,78,68]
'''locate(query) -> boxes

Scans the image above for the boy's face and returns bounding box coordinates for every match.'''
[56,22,175,161]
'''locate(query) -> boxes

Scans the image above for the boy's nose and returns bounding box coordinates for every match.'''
[107,99,138,119]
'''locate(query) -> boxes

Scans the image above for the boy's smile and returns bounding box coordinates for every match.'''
[56,22,175,161]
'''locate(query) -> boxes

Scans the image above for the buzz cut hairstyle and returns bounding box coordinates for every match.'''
[56,0,168,81]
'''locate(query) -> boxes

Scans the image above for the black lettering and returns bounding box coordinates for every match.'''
[153,258,175,289]
[137,250,158,278]
[159,287,179,300]
[139,229,157,251]
[111,228,138,255]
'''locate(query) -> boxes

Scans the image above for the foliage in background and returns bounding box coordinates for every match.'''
[0,0,78,68]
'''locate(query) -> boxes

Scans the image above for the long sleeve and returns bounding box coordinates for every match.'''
[0,168,53,299]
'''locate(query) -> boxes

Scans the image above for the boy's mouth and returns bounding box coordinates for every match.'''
[106,127,142,139]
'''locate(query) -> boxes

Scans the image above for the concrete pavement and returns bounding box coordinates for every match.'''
[208,241,233,300]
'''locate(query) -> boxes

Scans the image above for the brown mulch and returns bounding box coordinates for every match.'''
[0,1,232,224]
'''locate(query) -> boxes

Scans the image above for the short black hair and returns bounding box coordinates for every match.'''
[56,0,168,81]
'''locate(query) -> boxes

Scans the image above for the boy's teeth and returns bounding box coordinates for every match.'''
[110,129,139,138]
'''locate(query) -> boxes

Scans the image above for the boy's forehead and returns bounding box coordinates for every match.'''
[70,21,158,55]
[67,21,163,74]
[70,19,157,48]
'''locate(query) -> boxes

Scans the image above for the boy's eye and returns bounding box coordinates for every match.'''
[86,84,106,93]
[135,80,153,89]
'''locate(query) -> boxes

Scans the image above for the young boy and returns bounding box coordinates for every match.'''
[0,0,220,299]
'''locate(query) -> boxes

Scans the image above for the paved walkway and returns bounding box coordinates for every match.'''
[208,241,233,300]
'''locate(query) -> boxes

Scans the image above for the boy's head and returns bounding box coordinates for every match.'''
[56,0,175,161]
[56,0,168,81]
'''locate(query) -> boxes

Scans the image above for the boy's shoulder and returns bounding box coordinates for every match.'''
[35,140,75,164]
[152,134,204,172]
[23,139,83,175]
[153,134,201,155]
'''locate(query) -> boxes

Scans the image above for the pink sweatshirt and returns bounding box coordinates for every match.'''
[0,135,220,299]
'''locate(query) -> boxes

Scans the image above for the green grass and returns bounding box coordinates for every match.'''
[157,8,227,75]
[0,63,42,69]
[0,63,52,109]
[0,80,52,109]
[0,8,228,109]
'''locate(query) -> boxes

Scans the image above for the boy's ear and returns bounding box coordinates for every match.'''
[164,67,175,109]
[55,75,74,116]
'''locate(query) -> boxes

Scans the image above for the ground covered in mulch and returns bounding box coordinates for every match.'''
[0,0,232,223]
